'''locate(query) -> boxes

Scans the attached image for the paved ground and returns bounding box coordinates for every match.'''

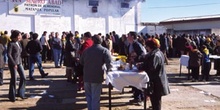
[0,58,220,110]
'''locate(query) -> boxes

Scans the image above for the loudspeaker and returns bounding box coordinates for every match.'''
[92,6,97,13]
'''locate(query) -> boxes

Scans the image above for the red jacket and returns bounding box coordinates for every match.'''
[79,38,93,55]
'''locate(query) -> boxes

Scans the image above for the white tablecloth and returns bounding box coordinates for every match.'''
[106,63,149,92]
[180,55,189,67]
[209,55,220,59]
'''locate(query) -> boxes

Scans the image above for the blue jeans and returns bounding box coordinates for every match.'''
[52,48,61,67]
[8,64,26,101]
[3,45,8,64]
[84,82,102,110]
[0,68,3,84]
[59,49,65,66]
[29,54,45,78]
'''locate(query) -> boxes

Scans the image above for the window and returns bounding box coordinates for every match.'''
[121,2,129,8]
[89,0,99,6]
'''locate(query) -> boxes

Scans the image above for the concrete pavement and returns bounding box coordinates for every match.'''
[0,58,220,110]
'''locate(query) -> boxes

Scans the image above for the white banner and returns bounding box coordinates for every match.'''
[9,0,63,15]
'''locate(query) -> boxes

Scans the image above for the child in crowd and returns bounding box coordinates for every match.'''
[201,45,211,81]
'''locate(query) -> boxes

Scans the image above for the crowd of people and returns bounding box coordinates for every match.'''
[1,29,220,109]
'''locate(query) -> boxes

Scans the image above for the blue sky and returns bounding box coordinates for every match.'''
[141,0,220,22]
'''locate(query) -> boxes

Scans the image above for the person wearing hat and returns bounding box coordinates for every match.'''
[138,38,170,110]
[0,31,4,36]
[80,34,112,110]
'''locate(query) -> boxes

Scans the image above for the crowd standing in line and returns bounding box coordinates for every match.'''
[1,29,220,109]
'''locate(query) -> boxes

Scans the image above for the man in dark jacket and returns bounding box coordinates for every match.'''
[80,34,112,110]
[127,31,146,105]
[26,33,48,80]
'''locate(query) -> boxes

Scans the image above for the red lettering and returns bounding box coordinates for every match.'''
[12,0,22,2]
[26,0,45,4]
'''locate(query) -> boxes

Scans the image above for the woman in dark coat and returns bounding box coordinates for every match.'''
[64,33,78,82]
[7,30,26,102]
[188,42,202,81]
[139,38,170,110]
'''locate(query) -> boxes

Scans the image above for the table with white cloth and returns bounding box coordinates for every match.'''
[209,55,220,59]
[179,55,220,78]
[106,60,149,110]
[179,55,190,79]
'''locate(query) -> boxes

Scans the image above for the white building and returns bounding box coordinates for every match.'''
[160,14,220,35]
[0,0,144,36]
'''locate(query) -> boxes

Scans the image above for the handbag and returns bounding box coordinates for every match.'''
[74,61,83,77]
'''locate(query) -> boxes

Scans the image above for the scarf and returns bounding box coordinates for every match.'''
[203,48,209,55]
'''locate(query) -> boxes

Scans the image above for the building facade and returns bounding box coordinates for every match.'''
[140,22,166,35]
[0,0,144,36]
[160,15,220,35]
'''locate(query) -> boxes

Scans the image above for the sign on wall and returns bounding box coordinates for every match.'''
[9,0,63,15]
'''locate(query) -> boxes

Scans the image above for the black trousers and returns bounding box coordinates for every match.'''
[150,93,162,110]
[191,67,200,80]
[42,45,47,62]
[133,87,143,101]
[22,56,29,69]
[0,68,3,85]
[202,62,211,80]
[59,49,65,66]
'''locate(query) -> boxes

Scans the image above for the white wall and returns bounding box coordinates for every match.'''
[74,0,142,36]
[0,1,32,34]
[36,0,74,35]
[0,0,142,36]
